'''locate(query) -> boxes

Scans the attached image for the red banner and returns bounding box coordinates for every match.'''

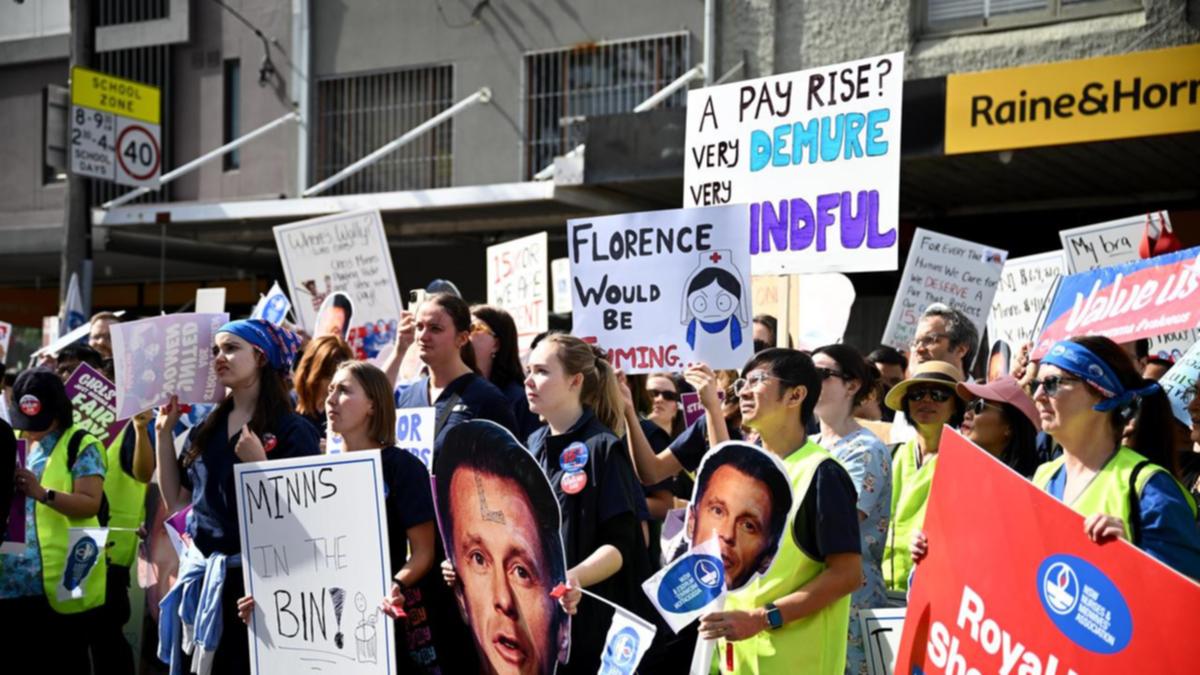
[895,428,1199,675]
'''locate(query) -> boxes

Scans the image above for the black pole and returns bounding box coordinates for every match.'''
[61,0,94,316]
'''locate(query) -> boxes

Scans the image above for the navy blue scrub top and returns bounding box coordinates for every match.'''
[394,372,518,446]
[180,409,321,556]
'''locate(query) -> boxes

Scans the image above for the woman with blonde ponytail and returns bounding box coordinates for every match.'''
[523,334,660,673]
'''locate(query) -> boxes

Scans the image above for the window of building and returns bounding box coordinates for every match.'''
[924,0,1141,36]
[223,59,240,171]
[312,64,454,195]
[524,32,691,179]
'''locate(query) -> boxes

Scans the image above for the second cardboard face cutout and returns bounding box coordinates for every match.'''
[685,441,794,591]
[315,291,355,341]
[433,420,570,675]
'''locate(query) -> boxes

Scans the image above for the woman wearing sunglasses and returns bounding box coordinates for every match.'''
[955,376,1041,478]
[1029,336,1200,580]
[880,360,965,593]
[810,344,891,675]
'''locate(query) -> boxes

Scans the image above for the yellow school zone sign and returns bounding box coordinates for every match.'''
[70,66,160,125]
[945,44,1200,155]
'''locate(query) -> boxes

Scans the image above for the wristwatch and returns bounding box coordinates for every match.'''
[43,489,56,505]
[764,603,783,630]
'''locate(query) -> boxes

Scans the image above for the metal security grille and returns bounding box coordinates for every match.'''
[926,0,1131,32]
[90,45,173,207]
[312,65,455,195]
[524,32,691,179]
[96,0,169,26]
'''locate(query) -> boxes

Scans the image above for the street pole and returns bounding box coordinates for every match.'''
[61,0,93,315]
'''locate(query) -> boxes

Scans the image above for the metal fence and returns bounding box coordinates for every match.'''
[524,32,691,179]
[95,0,170,26]
[312,64,455,195]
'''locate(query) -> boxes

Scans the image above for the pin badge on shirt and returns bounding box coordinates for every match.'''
[561,471,587,495]
[559,442,589,473]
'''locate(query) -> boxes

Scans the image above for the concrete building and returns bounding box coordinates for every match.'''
[1,0,1198,363]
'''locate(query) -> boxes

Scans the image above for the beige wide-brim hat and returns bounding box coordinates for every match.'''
[884,360,965,412]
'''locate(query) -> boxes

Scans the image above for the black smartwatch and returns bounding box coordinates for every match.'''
[43,489,56,505]
[764,603,783,630]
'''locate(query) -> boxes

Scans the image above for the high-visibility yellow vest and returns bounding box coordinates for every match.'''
[716,440,851,675]
[104,423,148,567]
[883,439,935,592]
[35,425,107,614]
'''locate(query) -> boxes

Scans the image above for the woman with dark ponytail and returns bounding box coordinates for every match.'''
[1029,335,1200,579]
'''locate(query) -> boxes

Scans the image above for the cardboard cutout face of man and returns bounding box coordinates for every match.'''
[685,442,793,591]
[435,421,569,675]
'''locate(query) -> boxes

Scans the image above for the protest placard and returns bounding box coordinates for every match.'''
[0,320,11,365]
[433,421,570,675]
[33,310,127,359]
[794,273,856,350]
[487,232,549,348]
[274,209,403,359]
[680,392,705,428]
[1160,340,1200,428]
[894,428,1199,675]
[1032,245,1200,359]
[568,205,753,373]
[252,281,292,325]
[110,313,228,419]
[195,287,226,314]
[235,451,395,675]
[684,52,904,274]
[2,440,27,554]
[986,251,1065,359]
[550,257,572,314]
[1059,211,1166,273]
[881,229,1007,352]
[393,406,434,470]
[64,362,128,447]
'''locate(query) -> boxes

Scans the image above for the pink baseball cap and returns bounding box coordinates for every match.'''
[956,376,1042,431]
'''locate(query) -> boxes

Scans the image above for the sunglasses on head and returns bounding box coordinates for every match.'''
[1031,374,1082,398]
[816,367,850,381]
[647,388,679,402]
[905,387,953,403]
[966,398,1002,415]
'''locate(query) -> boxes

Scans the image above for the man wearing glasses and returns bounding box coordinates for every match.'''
[890,303,978,445]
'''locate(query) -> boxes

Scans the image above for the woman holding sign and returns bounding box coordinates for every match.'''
[523,334,660,673]
[1028,337,1200,580]
[151,319,319,674]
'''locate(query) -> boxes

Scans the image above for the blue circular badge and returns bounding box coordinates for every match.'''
[560,442,589,472]
[1036,554,1132,654]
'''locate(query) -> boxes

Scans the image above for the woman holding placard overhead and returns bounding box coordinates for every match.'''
[469,304,541,439]
[151,319,320,674]
[238,360,444,672]
[1027,337,1200,580]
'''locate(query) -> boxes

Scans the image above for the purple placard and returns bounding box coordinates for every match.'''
[3,440,27,553]
[681,391,705,428]
[64,362,129,447]
[110,313,229,419]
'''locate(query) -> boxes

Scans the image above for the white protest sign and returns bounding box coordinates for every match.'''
[860,608,906,675]
[110,313,228,419]
[235,451,395,675]
[551,257,572,314]
[568,205,753,373]
[487,232,549,347]
[274,209,404,359]
[195,287,226,314]
[881,229,1008,352]
[394,406,435,470]
[1160,341,1200,428]
[986,251,1065,352]
[794,273,855,350]
[641,535,725,633]
[1059,211,1165,273]
[684,52,904,274]
[0,320,11,365]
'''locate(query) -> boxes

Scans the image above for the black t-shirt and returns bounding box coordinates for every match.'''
[116,417,156,478]
[179,409,321,556]
[500,379,542,441]
[667,412,743,474]
[792,459,862,561]
[379,445,436,576]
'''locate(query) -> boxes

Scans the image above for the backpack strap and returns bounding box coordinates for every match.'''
[1127,460,1151,546]
[65,428,88,471]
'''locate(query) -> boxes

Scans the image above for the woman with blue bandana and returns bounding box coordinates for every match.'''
[147,319,320,674]
[1031,336,1200,580]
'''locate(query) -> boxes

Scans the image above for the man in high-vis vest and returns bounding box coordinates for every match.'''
[698,349,863,674]
[1,369,107,671]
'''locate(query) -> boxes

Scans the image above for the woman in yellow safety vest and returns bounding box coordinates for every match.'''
[1029,336,1200,580]
[0,369,107,671]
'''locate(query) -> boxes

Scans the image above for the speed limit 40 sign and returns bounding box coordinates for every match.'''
[70,67,161,188]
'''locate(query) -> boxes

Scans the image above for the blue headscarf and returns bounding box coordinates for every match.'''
[1041,340,1160,413]
[217,319,302,373]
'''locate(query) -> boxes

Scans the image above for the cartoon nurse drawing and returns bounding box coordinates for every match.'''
[681,249,750,356]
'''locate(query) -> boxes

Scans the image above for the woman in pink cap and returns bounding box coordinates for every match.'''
[955,376,1041,478]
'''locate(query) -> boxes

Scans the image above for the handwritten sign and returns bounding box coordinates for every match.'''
[487,232,548,348]
[881,229,1007,352]
[986,251,1065,354]
[2,440,27,554]
[1033,245,1200,359]
[568,205,753,373]
[1159,340,1200,428]
[394,406,435,470]
[550,257,572,314]
[1059,211,1166,273]
[110,313,228,419]
[895,429,1200,675]
[64,362,128,447]
[684,52,904,274]
[235,451,395,675]
[274,209,403,359]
